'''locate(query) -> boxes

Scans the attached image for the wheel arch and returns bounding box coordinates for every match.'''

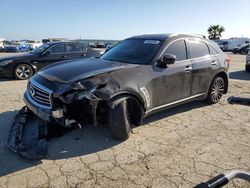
[211,71,229,94]
[106,92,145,125]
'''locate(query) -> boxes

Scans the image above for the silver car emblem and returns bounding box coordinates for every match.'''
[29,87,35,97]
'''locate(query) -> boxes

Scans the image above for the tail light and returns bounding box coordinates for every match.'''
[226,57,231,65]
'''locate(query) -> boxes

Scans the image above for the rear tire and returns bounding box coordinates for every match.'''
[246,65,250,72]
[14,64,33,80]
[108,100,131,140]
[206,77,225,104]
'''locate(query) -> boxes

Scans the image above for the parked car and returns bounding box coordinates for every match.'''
[25,40,43,50]
[42,39,52,44]
[105,43,115,53]
[246,50,250,72]
[220,38,250,51]
[0,41,101,79]
[96,42,105,48]
[88,42,96,48]
[0,41,4,52]
[216,39,228,50]
[232,44,250,54]
[23,34,229,140]
[4,41,31,52]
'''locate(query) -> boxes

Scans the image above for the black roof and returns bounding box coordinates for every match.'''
[46,41,82,45]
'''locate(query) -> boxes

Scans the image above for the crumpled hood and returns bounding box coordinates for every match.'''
[0,52,36,61]
[38,58,140,83]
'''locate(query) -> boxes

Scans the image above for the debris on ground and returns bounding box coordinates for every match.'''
[6,106,65,159]
[227,96,250,105]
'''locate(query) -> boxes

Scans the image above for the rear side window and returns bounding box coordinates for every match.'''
[208,45,219,55]
[81,45,88,52]
[164,40,187,61]
[189,40,209,58]
[66,43,82,52]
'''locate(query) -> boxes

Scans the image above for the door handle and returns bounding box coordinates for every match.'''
[211,61,218,65]
[184,66,192,72]
[61,55,67,58]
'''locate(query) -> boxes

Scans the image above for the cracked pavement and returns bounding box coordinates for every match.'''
[0,53,249,188]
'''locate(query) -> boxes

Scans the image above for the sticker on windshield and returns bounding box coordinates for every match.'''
[144,40,160,45]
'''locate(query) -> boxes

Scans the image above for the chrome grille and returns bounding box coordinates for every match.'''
[29,80,52,108]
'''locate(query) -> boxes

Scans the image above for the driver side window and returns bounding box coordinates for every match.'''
[49,44,65,54]
[164,40,187,61]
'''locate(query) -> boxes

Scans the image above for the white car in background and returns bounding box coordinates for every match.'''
[21,40,43,50]
[0,42,4,52]
[0,38,5,52]
[220,38,250,51]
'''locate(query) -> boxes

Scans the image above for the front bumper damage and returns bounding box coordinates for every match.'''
[6,80,114,159]
[6,76,143,159]
[7,107,49,159]
[6,106,66,159]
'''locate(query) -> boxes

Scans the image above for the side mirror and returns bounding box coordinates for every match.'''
[43,50,51,56]
[157,54,176,68]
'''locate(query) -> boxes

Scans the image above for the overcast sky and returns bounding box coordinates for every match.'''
[1,0,250,40]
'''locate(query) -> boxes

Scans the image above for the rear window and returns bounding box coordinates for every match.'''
[189,40,209,58]
[208,45,219,55]
[66,43,82,52]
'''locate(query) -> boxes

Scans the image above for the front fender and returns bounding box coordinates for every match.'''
[30,64,38,73]
[107,92,146,111]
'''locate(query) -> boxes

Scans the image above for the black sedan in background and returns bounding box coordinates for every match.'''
[0,42,101,79]
[232,44,250,54]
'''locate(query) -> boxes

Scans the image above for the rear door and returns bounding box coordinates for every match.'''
[65,43,87,59]
[187,39,220,95]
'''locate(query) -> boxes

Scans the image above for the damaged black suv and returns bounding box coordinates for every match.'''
[24,34,229,140]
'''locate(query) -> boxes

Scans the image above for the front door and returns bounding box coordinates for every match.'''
[150,39,192,109]
[35,44,67,70]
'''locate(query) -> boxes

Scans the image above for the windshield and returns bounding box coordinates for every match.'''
[30,44,50,54]
[101,39,162,64]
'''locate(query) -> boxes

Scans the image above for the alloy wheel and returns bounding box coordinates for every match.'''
[15,65,32,79]
[211,78,224,103]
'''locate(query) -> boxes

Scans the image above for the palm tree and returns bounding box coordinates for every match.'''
[207,25,225,40]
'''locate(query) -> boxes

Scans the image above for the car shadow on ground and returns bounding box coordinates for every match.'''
[0,78,18,82]
[0,100,207,177]
[229,70,250,81]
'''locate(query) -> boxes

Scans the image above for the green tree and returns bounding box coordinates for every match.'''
[207,25,225,39]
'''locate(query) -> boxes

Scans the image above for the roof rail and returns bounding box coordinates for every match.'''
[173,33,206,39]
[187,33,206,39]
